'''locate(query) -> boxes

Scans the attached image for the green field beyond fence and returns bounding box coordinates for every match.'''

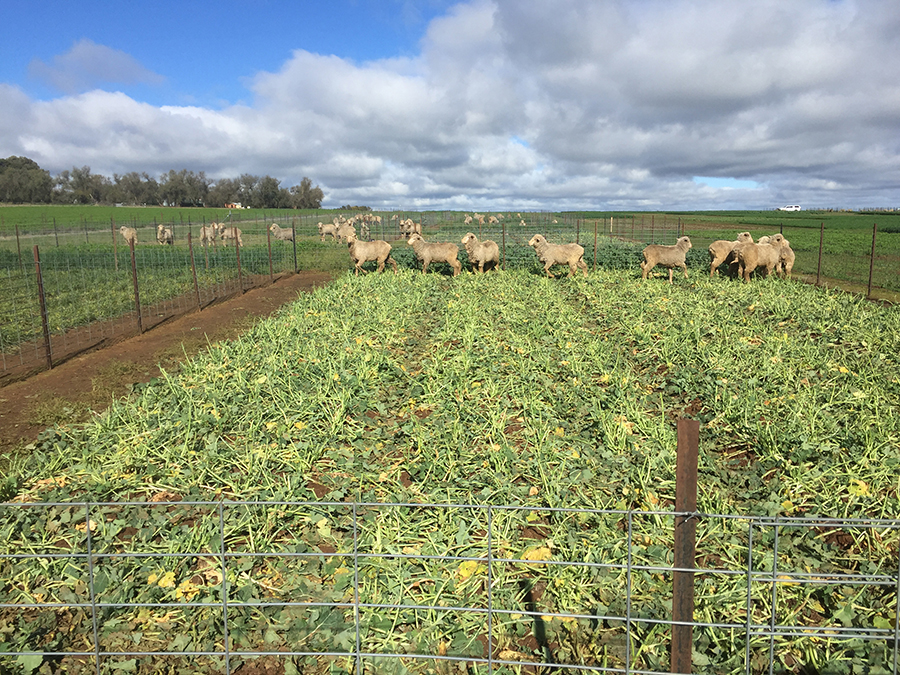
[1,207,898,379]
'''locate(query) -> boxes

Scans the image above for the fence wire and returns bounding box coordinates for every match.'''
[1,500,897,674]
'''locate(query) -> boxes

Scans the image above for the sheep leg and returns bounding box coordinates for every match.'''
[544,263,556,278]
[422,260,430,274]
[668,268,674,284]
[387,256,398,273]
[376,259,385,273]
[682,264,688,279]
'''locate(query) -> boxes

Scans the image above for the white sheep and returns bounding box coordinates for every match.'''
[777,242,796,278]
[346,233,397,275]
[461,232,500,273]
[640,236,692,283]
[708,232,753,277]
[218,224,244,247]
[269,223,294,242]
[317,221,339,241]
[527,234,588,278]
[156,224,174,245]
[734,234,789,282]
[199,224,218,247]
[407,233,461,276]
[336,223,356,243]
[119,226,138,247]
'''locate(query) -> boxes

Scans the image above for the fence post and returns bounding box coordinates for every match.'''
[292,217,298,272]
[671,417,700,674]
[593,219,599,273]
[129,239,143,334]
[267,224,274,282]
[501,221,507,271]
[111,217,119,272]
[235,234,244,294]
[867,223,877,299]
[816,222,824,286]
[53,218,59,247]
[188,233,201,311]
[32,246,53,370]
[651,214,655,244]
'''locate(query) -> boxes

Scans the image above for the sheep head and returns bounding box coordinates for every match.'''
[407,233,424,246]
[528,234,546,248]
[461,232,477,245]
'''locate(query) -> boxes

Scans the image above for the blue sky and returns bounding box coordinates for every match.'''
[2,0,899,210]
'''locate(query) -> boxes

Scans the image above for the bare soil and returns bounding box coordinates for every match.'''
[0,271,335,458]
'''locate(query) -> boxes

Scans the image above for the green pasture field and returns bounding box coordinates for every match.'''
[3,269,899,673]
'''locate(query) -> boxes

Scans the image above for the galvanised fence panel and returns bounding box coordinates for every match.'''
[0,500,897,674]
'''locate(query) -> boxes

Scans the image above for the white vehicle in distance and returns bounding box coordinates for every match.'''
[777,205,801,212]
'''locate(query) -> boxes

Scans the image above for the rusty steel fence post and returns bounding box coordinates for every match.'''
[672,417,700,674]
[816,222,825,286]
[129,238,143,334]
[188,233,201,311]
[235,234,244,294]
[867,223,877,299]
[267,224,274,282]
[32,246,53,370]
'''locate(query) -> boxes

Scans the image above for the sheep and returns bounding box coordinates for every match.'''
[218,224,244,247]
[119,226,138,247]
[708,231,753,277]
[269,223,294,242]
[461,232,500,273]
[199,224,218,247]
[336,223,356,243]
[527,234,588,278]
[407,233,461,276]
[640,236,692,284]
[359,221,370,240]
[156,224,174,245]
[317,221,339,241]
[733,234,789,282]
[398,218,422,236]
[346,233,397,275]
[777,242,796,278]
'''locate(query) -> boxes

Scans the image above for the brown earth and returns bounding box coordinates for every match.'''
[0,271,336,459]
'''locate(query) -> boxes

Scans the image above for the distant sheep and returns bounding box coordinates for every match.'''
[156,224,174,245]
[119,226,138,247]
[269,223,294,242]
[218,224,244,248]
[346,233,397,275]
[640,236,692,284]
[407,233,461,276]
[317,221,339,241]
[199,224,218,247]
[461,232,500,273]
[708,231,752,277]
[527,234,588,278]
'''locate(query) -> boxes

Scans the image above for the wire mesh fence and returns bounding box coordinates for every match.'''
[0,499,897,675]
[2,211,898,380]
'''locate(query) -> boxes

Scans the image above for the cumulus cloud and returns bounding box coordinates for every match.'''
[4,1,900,210]
[28,39,164,94]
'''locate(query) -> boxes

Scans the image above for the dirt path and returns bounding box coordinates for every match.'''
[0,271,336,456]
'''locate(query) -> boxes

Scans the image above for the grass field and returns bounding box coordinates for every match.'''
[3,269,899,673]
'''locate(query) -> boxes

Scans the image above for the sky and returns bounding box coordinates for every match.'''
[2,0,899,211]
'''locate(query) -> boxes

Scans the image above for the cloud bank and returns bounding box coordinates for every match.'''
[3,0,899,210]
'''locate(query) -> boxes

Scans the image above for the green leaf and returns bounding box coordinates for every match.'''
[16,654,43,675]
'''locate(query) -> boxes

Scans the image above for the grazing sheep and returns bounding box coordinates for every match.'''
[640,236,692,284]
[317,221,339,241]
[708,231,753,277]
[346,233,397,275]
[269,223,294,242]
[734,234,789,282]
[218,225,244,247]
[527,234,588,278]
[359,221,370,240]
[119,226,138,247]
[199,224,218,247]
[156,224,174,245]
[407,233,461,276]
[461,232,500,273]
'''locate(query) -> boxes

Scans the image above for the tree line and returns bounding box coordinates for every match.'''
[0,156,324,209]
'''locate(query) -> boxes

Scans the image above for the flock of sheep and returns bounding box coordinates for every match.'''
[120,215,796,283]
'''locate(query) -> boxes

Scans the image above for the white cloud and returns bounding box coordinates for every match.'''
[3,1,900,210]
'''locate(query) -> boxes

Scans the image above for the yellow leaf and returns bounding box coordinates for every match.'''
[157,572,176,589]
[294,421,307,430]
[522,546,552,564]
[457,560,484,580]
[553,427,565,437]
[175,579,199,601]
[256,375,268,384]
